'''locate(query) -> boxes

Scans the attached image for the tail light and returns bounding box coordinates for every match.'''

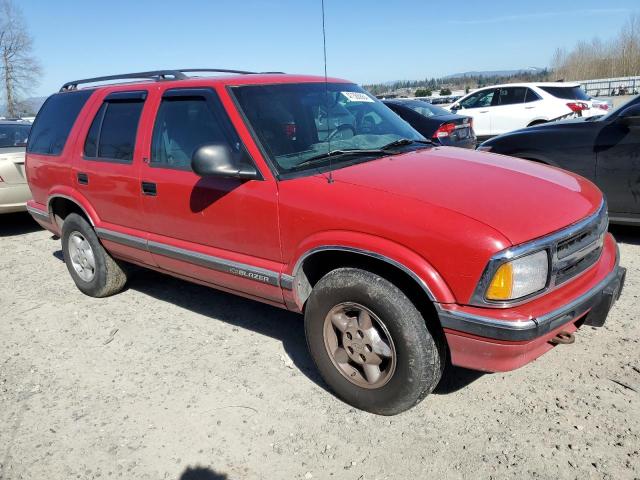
[596,103,610,111]
[432,122,457,138]
[566,102,589,113]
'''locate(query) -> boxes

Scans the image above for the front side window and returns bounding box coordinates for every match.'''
[460,89,496,109]
[151,90,241,170]
[84,94,145,162]
[232,83,423,175]
[0,123,31,148]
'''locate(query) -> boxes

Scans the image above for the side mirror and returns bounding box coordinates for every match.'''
[191,144,259,180]
[617,104,640,126]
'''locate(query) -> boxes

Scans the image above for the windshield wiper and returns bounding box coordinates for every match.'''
[294,148,387,169]
[380,138,434,150]
[293,139,434,171]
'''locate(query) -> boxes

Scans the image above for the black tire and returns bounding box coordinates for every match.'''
[304,268,444,415]
[527,120,547,127]
[61,213,128,297]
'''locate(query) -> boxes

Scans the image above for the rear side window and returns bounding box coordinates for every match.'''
[27,90,93,155]
[524,88,541,103]
[84,92,146,163]
[539,86,589,101]
[497,87,526,105]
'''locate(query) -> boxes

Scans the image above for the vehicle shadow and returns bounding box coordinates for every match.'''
[433,362,484,395]
[51,251,485,400]
[0,212,41,237]
[179,466,227,480]
[609,224,640,246]
[117,267,327,390]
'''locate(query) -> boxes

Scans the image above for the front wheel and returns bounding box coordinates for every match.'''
[304,268,444,415]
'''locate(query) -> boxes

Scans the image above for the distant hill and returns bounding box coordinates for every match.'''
[443,67,545,79]
[0,96,47,117]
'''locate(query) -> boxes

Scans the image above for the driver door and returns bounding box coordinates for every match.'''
[138,86,283,303]
[453,88,497,138]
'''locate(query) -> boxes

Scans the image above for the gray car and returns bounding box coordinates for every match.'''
[0,120,32,213]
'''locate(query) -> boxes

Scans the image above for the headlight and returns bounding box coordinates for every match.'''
[486,250,549,301]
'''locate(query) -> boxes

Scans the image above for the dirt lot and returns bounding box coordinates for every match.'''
[1,212,639,480]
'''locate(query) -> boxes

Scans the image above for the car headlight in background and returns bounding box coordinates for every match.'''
[485,250,549,301]
[476,145,493,152]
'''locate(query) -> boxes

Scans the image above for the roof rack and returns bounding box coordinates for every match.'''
[60,68,284,92]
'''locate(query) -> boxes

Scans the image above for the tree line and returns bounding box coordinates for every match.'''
[551,14,640,81]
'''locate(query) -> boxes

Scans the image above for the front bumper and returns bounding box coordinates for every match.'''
[439,234,625,372]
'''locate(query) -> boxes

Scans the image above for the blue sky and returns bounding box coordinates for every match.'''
[20,0,638,96]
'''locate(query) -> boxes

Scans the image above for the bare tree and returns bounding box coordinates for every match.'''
[551,13,640,81]
[0,0,41,117]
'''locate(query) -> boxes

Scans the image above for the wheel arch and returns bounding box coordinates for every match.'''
[47,192,98,232]
[289,245,452,343]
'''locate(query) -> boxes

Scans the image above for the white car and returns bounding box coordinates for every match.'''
[448,82,601,139]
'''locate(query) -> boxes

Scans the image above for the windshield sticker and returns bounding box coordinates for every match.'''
[341,91,375,103]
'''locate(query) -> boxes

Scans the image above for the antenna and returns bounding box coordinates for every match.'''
[321,0,333,184]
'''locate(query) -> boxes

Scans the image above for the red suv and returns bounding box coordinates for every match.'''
[26,69,625,415]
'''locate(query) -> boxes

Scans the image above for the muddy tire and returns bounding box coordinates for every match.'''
[304,267,443,415]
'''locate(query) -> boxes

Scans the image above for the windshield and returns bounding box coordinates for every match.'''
[232,83,424,174]
[0,123,30,148]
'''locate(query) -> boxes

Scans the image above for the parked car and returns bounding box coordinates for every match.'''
[0,120,32,213]
[478,95,640,225]
[590,97,614,112]
[384,99,476,148]
[449,82,602,140]
[26,69,625,415]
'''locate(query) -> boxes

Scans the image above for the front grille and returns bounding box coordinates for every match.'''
[552,206,608,287]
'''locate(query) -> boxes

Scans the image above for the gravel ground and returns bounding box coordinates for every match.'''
[1,212,639,480]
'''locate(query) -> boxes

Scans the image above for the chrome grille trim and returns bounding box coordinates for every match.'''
[470,201,608,308]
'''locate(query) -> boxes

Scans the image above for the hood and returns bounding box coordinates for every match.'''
[328,146,602,245]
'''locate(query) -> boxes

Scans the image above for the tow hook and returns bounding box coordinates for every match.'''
[549,331,575,345]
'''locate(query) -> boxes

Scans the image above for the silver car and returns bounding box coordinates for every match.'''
[0,120,31,213]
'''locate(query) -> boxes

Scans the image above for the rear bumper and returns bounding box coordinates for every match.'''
[0,183,31,213]
[439,235,624,372]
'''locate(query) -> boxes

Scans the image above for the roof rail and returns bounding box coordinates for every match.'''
[178,68,257,75]
[60,68,285,92]
[60,70,188,92]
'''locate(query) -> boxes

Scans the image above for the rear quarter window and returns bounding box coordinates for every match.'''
[27,90,94,155]
[539,86,589,101]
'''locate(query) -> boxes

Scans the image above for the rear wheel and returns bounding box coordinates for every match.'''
[304,268,444,415]
[61,213,128,297]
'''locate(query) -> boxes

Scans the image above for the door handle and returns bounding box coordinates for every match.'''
[479,110,489,113]
[77,172,89,185]
[141,181,157,196]
[525,106,535,109]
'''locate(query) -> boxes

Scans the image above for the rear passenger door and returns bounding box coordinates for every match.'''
[138,87,283,303]
[72,89,154,266]
[490,87,532,135]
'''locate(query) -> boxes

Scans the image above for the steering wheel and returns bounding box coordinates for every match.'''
[328,124,356,141]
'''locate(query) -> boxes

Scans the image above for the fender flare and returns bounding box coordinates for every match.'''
[285,231,456,307]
